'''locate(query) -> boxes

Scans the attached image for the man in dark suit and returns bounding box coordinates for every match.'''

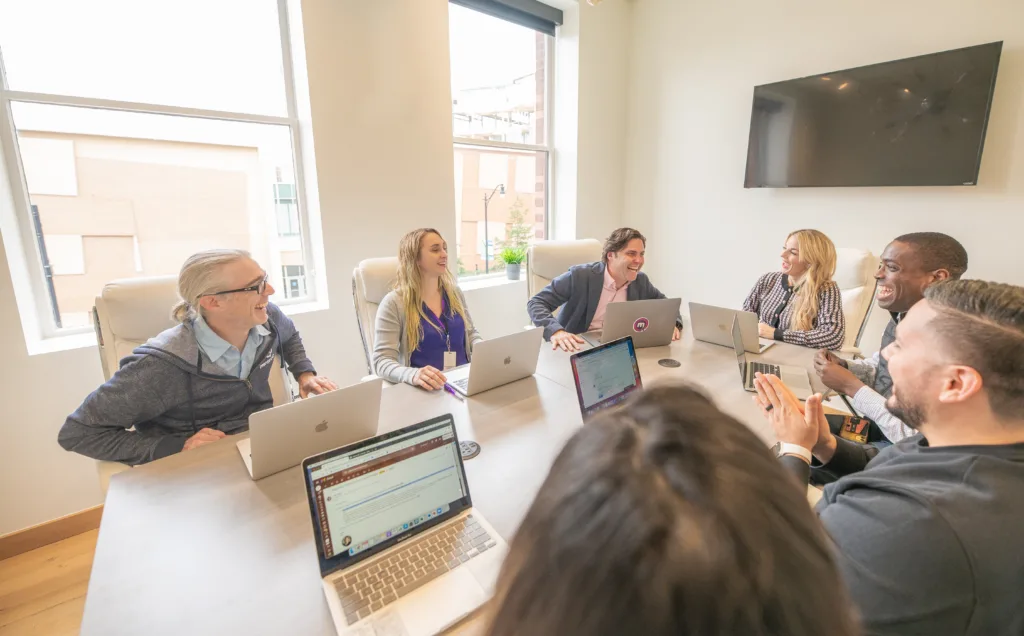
[528,228,681,352]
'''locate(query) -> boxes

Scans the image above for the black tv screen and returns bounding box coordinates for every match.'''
[744,42,1002,188]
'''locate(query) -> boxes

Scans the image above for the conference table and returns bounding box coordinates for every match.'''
[79,332,835,636]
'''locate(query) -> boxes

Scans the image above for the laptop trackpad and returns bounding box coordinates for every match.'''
[394,567,485,636]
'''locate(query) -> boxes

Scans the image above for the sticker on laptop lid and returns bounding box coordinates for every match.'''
[633,317,650,333]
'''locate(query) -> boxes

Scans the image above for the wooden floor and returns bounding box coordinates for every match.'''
[0,531,97,636]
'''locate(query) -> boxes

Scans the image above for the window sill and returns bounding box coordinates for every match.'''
[458,275,525,292]
[26,330,98,357]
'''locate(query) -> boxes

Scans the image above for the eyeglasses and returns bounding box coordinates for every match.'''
[204,274,269,297]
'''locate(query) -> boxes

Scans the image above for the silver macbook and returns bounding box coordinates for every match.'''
[581,298,681,349]
[690,301,775,353]
[302,414,507,636]
[237,378,383,480]
[731,318,812,400]
[446,327,543,396]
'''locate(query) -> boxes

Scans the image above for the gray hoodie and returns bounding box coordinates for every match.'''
[58,303,315,465]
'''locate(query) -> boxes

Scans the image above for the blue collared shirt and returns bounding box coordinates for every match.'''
[192,315,271,378]
[409,294,468,371]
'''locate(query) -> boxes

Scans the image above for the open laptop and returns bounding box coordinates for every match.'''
[237,377,383,480]
[731,318,813,400]
[569,336,643,418]
[301,414,508,636]
[446,327,543,396]
[581,298,681,348]
[690,301,775,353]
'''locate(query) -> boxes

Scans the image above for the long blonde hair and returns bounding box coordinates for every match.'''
[787,230,837,331]
[171,249,251,323]
[395,229,469,353]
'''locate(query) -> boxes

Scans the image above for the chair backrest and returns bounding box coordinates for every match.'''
[93,275,290,405]
[352,257,399,374]
[833,248,878,351]
[525,239,603,299]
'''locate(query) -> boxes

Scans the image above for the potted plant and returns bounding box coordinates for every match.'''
[498,246,526,281]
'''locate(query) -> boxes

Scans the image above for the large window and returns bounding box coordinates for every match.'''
[449,3,552,277]
[0,0,314,336]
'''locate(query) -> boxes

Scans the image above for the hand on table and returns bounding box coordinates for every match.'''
[297,372,339,398]
[757,322,775,339]
[550,330,585,352]
[813,349,865,397]
[751,373,830,453]
[183,428,226,451]
[672,326,682,341]
[412,365,447,391]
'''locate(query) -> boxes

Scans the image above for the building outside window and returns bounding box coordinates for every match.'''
[0,0,315,338]
[449,2,554,277]
[281,264,307,299]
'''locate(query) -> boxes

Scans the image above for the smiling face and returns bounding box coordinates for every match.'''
[875,241,944,313]
[607,238,645,284]
[203,257,275,329]
[417,232,449,278]
[779,235,808,280]
[881,300,944,430]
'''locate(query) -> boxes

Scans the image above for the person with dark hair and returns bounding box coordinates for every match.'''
[755,279,1024,635]
[485,384,860,636]
[527,228,681,352]
[814,232,968,442]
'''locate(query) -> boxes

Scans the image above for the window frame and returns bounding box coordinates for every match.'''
[449,6,555,279]
[0,0,317,339]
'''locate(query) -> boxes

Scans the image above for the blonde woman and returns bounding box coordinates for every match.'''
[742,229,845,350]
[58,249,335,465]
[373,228,482,390]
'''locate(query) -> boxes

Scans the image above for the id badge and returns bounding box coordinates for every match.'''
[443,351,457,371]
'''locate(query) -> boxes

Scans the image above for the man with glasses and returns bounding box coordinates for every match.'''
[58,249,337,465]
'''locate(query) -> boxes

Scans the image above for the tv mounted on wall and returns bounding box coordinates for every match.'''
[744,42,1002,188]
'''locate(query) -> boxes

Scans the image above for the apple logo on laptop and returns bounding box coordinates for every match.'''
[503,356,512,365]
[315,420,328,433]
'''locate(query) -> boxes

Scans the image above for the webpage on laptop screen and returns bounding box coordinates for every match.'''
[308,422,467,560]
[574,340,640,413]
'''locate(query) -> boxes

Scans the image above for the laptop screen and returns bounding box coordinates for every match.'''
[731,317,747,382]
[302,415,472,575]
[570,336,643,418]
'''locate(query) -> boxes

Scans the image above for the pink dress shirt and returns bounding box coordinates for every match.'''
[588,268,630,331]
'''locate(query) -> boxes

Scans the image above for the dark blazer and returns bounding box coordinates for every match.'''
[527,262,681,340]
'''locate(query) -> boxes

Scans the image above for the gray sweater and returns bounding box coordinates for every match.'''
[372,288,481,385]
[783,436,1024,635]
[58,303,315,465]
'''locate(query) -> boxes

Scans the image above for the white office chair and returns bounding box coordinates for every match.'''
[351,257,399,375]
[525,239,603,303]
[834,248,878,355]
[92,275,292,494]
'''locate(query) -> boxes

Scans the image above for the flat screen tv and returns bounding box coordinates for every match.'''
[744,42,1002,188]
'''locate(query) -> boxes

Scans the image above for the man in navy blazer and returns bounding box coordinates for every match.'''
[528,228,682,352]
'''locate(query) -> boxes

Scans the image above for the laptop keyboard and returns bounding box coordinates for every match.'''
[450,377,469,391]
[750,361,781,378]
[335,515,496,625]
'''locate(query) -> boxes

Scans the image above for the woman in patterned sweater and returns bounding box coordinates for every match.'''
[742,229,845,350]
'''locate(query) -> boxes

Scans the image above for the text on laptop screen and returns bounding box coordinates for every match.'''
[572,338,641,416]
[306,420,468,560]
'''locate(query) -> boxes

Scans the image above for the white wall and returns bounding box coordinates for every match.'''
[0,0,629,534]
[624,0,1024,340]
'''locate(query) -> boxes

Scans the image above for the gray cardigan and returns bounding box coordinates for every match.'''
[372,288,482,385]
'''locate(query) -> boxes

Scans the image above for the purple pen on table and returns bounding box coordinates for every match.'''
[443,383,466,402]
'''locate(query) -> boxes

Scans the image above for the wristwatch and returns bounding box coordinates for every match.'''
[772,442,812,464]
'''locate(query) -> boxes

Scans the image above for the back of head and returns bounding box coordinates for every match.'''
[602,227,646,263]
[172,248,251,323]
[485,385,858,636]
[924,280,1024,420]
[893,232,969,279]
[788,229,837,331]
